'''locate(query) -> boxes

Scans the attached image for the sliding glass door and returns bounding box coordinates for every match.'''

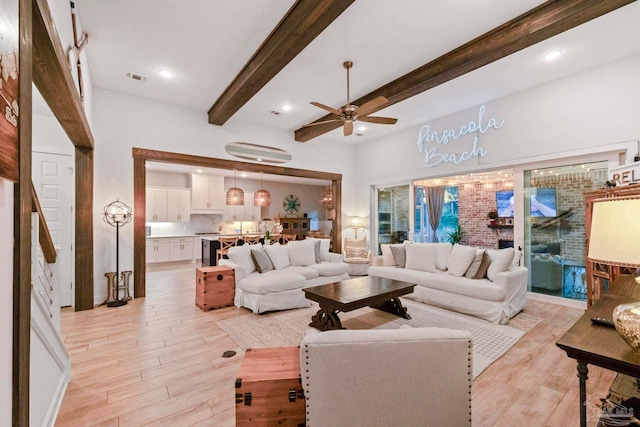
[376,185,409,253]
[523,161,608,301]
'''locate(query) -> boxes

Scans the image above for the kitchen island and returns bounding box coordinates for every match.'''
[201,234,265,266]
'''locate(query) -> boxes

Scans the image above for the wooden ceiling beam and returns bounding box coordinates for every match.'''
[207,0,354,125]
[32,0,94,148]
[295,0,636,142]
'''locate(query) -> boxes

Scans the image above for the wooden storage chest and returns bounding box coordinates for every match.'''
[235,347,305,427]
[195,265,234,311]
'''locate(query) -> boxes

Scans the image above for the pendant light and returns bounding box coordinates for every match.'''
[254,172,271,207]
[321,186,334,210]
[226,169,244,205]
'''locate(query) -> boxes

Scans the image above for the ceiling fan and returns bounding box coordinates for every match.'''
[303,61,397,136]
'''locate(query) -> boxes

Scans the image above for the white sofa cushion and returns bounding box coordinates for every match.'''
[238,270,306,294]
[486,248,515,281]
[380,244,397,266]
[283,265,320,280]
[464,249,485,279]
[264,243,290,270]
[446,244,477,277]
[287,240,317,266]
[227,244,257,276]
[405,244,436,273]
[308,262,349,276]
[431,243,453,271]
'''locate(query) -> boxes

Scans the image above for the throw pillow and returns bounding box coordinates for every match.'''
[486,248,515,281]
[287,239,317,266]
[445,244,477,277]
[473,252,491,280]
[346,247,368,259]
[312,240,321,263]
[344,237,366,248]
[227,244,256,276]
[264,243,290,270]
[250,247,274,273]
[431,243,453,271]
[380,244,396,266]
[404,244,436,273]
[389,244,407,268]
[464,249,485,279]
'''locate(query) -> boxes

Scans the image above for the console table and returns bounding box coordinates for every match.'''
[556,275,640,427]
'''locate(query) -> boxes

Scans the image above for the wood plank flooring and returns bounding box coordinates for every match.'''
[56,264,615,426]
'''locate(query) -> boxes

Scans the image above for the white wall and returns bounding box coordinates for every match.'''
[0,179,13,426]
[355,53,640,198]
[91,88,356,303]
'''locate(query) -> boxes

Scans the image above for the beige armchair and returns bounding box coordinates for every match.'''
[343,237,371,275]
[300,327,473,427]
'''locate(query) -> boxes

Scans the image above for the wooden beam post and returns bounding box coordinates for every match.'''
[75,147,94,310]
[13,0,32,423]
[133,157,146,298]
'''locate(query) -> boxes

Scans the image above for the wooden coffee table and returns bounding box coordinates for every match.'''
[303,276,415,331]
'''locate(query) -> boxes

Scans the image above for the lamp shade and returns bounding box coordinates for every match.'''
[226,187,244,205]
[350,216,363,228]
[254,189,271,207]
[588,196,640,267]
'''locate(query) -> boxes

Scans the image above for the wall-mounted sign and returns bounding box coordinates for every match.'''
[609,161,640,186]
[225,142,292,164]
[416,105,505,167]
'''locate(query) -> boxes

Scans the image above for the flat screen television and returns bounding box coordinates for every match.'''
[496,190,514,218]
[531,188,557,217]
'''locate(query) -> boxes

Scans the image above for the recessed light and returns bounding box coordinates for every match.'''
[196,169,203,173]
[543,50,562,61]
[158,69,174,78]
[241,173,247,178]
[358,125,366,132]
[281,104,292,111]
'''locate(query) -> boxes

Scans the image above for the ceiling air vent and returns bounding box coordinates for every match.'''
[126,72,147,82]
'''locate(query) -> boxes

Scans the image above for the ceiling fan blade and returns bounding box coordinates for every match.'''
[343,120,353,136]
[310,102,343,116]
[354,96,388,117]
[357,116,398,125]
[301,119,343,128]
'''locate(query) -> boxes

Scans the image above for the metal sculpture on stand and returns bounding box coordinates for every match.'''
[103,199,132,307]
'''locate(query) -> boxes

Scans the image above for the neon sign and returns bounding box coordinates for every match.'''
[416,105,505,167]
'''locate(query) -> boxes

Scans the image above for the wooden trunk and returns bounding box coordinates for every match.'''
[235,347,306,427]
[195,265,235,311]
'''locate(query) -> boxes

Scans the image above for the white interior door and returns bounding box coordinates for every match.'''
[32,151,74,307]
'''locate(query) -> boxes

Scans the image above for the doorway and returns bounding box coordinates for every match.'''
[32,151,74,307]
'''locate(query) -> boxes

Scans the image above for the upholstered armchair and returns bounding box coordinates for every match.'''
[343,237,371,275]
[300,327,473,427]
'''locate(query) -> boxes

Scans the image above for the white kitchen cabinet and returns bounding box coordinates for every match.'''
[224,192,261,221]
[193,237,203,260]
[146,238,171,263]
[146,187,168,222]
[191,174,225,213]
[170,237,194,261]
[167,189,191,222]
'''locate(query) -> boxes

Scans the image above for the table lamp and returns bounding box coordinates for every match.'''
[588,196,640,350]
[350,216,364,239]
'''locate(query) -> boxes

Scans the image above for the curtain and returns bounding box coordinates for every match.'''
[427,186,446,243]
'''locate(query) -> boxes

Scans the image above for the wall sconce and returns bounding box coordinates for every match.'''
[350,216,364,239]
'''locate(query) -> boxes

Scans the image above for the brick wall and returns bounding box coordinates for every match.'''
[459,181,514,249]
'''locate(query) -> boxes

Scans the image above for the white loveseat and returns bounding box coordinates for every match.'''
[368,242,527,324]
[220,238,349,314]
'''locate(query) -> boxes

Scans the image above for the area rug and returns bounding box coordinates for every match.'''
[217,299,542,379]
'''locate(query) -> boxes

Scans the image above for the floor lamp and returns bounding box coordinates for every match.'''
[103,199,132,308]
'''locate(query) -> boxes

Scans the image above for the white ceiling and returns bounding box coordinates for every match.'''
[75,1,640,145]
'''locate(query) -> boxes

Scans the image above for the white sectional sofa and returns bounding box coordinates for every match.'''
[368,242,527,324]
[220,238,349,314]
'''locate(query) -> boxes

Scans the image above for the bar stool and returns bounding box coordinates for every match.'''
[281,234,297,245]
[243,235,261,245]
[217,237,239,263]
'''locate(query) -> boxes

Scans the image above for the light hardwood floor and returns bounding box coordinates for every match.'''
[56,264,614,426]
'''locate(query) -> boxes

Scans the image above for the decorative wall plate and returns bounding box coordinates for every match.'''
[283,194,300,215]
[225,142,292,164]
